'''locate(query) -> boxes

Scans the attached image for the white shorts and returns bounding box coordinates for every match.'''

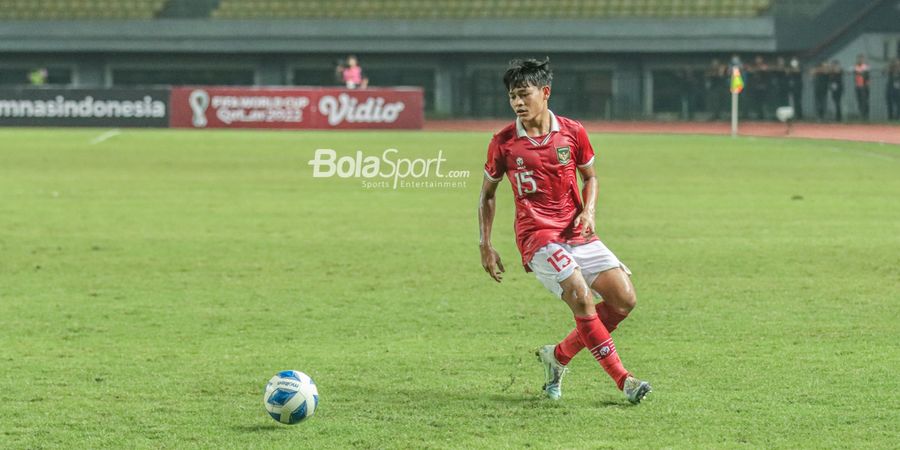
[527,240,631,299]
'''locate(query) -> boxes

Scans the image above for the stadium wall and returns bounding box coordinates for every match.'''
[1,7,897,121]
[0,17,776,120]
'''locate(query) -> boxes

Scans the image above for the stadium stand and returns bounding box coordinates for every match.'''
[768,0,836,17]
[0,0,167,20]
[0,0,834,21]
[211,0,775,20]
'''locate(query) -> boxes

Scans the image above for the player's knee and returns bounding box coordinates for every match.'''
[621,290,637,312]
[562,285,594,315]
[609,285,637,314]
[603,287,637,315]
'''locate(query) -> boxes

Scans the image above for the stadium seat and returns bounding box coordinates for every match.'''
[209,0,775,20]
[0,0,166,20]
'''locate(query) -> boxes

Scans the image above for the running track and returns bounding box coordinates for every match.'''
[425,120,900,145]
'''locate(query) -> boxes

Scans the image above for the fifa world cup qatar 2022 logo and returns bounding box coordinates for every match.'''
[188,89,210,128]
[184,89,310,127]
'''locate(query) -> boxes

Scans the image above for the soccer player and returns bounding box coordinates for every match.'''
[477,58,651,404]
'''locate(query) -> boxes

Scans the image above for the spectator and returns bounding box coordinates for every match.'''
[827,60,844,122]
[679,67,701,120]
[747,55,770,120]
[729,54,743,72]
[812,62,829,121]
[772,56,789,109]
[786,57,803,119]
[704,58,728,120]
[333,58,346,85]
[886,58,900,121]
[853,54,870,120]
[341,55,368,89]
[28,68,47,86]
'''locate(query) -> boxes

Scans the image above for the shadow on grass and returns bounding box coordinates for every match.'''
[595,399,631,409]
[232,424,289,433]
[336,383,630,410]
[486,394,632,409]
[486,393,544,404]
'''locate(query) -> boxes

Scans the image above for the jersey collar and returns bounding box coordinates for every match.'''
[516,110,560,147]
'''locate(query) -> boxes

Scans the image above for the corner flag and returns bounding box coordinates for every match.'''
[730,67,743,137]
[731,67,744,94]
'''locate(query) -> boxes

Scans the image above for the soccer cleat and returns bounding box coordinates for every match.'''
[535,345,568,400]
[623,375,652,404]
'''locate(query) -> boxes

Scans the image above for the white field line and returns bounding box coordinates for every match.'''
[89,129,121,145]
[824,145,900,162]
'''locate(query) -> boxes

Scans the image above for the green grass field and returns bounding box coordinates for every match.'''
[1,128,898,449]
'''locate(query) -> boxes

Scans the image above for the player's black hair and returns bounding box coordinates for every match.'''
[503,57,552,91]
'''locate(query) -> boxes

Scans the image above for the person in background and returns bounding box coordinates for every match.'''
[853,54,870,120]
[812,62,829,121]
[772,56,789,109]
[333,58,346,85]
[827,60,844,122]
[744,56,759,119]
[886,58,900,121]
[28,68,47,86]
[704,58,728,121]
[748,55,770,120]
[680,67,700,120]
[341,55,368,89]
[786,57,803,119]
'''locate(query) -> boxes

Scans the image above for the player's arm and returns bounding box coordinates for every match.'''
[478,176,505,283]
[574,164,597,237]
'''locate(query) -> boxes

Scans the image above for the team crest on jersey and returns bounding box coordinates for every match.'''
[556,146,571,164]
[516,157,525,169]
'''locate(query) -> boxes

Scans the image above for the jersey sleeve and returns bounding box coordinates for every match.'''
[574,124,596,168]
[483,137,505,182]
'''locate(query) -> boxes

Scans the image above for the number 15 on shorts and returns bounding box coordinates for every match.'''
[547,249,572,272]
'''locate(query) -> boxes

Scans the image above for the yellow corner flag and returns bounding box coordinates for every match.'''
[731,67,744,94]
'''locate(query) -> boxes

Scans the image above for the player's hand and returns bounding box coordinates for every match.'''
[480,245,505,283]
[573,210,596,238]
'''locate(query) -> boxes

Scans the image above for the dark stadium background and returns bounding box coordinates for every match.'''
[1,0,899,122]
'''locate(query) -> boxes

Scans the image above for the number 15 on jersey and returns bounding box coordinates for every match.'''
[515,171,536,197]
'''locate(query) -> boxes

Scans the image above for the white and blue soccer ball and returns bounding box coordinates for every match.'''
[263,370,319,425]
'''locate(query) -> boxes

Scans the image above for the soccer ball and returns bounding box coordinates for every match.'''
[263,370,319,425]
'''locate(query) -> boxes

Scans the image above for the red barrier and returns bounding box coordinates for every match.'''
[169,87,423,130]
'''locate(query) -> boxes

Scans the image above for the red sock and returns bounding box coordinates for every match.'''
[554,329,582,366]
[553,302,629,365]
[574,314,629,390]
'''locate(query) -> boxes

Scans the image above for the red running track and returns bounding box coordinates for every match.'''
[425,120,900,145]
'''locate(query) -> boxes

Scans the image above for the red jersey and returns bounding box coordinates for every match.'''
[484,112,598,269]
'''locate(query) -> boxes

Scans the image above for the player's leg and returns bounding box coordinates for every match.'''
[528,243,578,400]
[552,269,632,363]
[530,243,651,402]
[591,267,636,333]
[586,268,651,403]
[557,269,630,391]
[552,241,635,365]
